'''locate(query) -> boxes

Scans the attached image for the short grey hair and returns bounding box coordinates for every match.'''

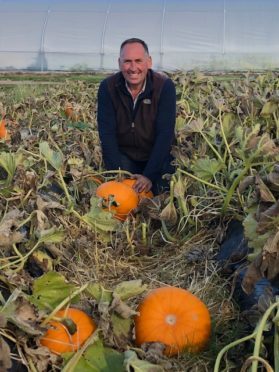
[120,38,149,55]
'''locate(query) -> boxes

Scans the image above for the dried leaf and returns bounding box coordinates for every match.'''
[184,118,204,134]
[241,257,264,294]
[24,341,59,372]
[34,211,49,235]
[258,134,279,156]
[159,201,177,224]
[264,166,279,191]
[0,336,12,371]
[261,252,279,280]
[110,295,138,319]
[0,209,26,248]
[36,195,65,211]
[238,175,255,193]
[124,350,164,372]
[263,229,279,254]
[1,290,43,335]
[257,287,274,313]
[255,175,276,203]
[257,201,279,233]
[173,174,186,198]
[0,314,6,328]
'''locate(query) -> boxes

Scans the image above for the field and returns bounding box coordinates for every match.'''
[0,71,278,372]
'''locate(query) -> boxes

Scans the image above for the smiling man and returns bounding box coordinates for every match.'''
[97,38,176,195]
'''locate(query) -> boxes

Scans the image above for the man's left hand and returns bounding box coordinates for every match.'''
[131,174,152,193]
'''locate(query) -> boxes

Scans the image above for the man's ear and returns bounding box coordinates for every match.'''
[118,57,121,69]
[148,56,152,69]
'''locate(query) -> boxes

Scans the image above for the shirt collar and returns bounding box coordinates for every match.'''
[125,79,146,101]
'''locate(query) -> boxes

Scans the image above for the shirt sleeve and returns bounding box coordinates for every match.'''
[97,80,122,170]
[143,78,176,182]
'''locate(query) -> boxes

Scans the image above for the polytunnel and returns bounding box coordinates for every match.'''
[1,0,279,72]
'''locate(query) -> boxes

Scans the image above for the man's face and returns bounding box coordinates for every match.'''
[119,42,152,89]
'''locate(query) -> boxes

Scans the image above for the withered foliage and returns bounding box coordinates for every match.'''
[0,71,279,371]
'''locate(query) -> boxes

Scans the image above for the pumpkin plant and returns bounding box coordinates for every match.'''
[96,180,139,221]
[121,178,154,200]
[134,286,211,356]
[40,308,96,354]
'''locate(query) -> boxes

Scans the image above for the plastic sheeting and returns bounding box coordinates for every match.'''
[0,0,279,72]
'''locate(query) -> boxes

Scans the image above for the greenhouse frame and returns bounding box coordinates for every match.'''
[0,0,279,72]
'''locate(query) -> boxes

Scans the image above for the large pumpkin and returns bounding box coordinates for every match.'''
[121,178,154,200]
[96,180,138,221]
[134,286,211,356]
[40,308,96,354]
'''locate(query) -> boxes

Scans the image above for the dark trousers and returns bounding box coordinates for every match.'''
[120,153,175,195]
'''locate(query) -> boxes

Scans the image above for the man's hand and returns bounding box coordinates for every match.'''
[132,174,152,193]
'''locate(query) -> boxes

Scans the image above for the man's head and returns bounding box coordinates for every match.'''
[119,38,152,90]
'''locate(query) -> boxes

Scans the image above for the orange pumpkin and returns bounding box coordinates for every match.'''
[121,178,153,200]
[40,308,96,354]
[96,180,138,221]
[134,286,211,356]
[0,117,8,139]
[65,103,74,119]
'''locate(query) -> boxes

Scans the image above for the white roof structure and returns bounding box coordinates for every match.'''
[0,0,279,72]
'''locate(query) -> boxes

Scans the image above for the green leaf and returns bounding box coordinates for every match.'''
[123,350,164,372]
[0,152,17,186]
[37,227,65,243]
[86,283,113,304]
[243,212,273,254]
[29,271,78,310]
[113,280,147,301]
[39,141,63,170]
[234,126,244,144]
[175,116,185,131]
[82,197,120,232]
[111,313,132,341]
[222,113,236,140]
[63,339,124,372]
[67,121,91,131]
[192,157,224,181]
[260,101,278,116]
[184,118,204,134]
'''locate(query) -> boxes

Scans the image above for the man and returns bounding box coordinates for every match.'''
[97,38,176,195]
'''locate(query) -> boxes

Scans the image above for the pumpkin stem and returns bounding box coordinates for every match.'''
[61,317,77,335]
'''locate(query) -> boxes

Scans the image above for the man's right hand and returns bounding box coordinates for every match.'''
[131,174,152,193]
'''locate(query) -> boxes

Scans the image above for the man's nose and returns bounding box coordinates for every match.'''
[129,61,137,70]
